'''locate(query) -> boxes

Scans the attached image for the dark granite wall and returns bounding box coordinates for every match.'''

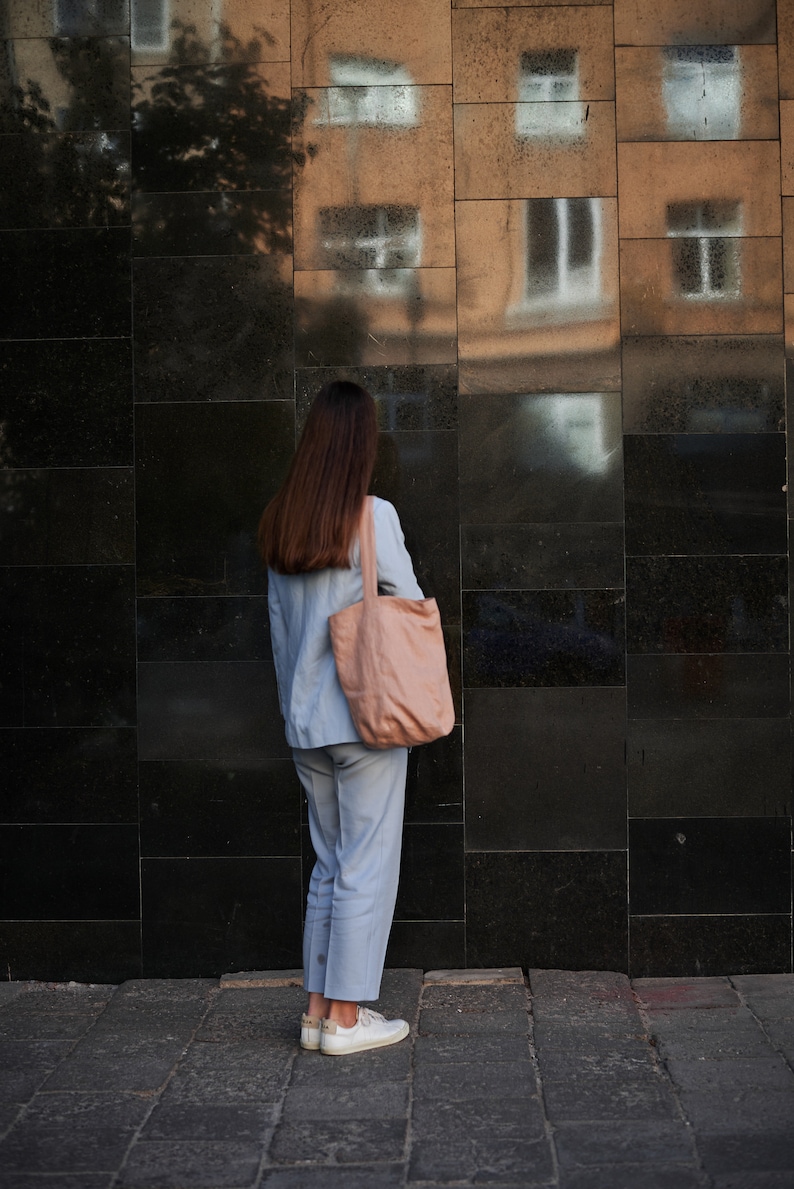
[1,0,792,981]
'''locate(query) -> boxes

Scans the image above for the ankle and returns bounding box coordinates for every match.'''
[328,1001,358,1028]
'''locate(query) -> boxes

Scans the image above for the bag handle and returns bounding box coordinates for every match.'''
[359,496,378,604]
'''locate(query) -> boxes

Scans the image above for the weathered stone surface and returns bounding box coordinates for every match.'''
[634,976,738,1010]
[0,1041,75,1101]
[699,1131,794,1175]
[410,1096,552,1183]
[161,1041,291,1103]
[143,1101,276,1141]
[554,1119,696,1168]
[413,1033,524,1063]
[422,982,529,1011]
[665,1057,794,1092]
[261,1167,405,1188]
[419,1008,531,1036]
[220,970,303,988]
[44,1038,188,1094]
[117,1140,261,1187]
[541,1070,678,1122]
[424,967,524,984]
[282,1080,408,1121]
[413,1059,538,1100]
[269,1118,406,1164]
[559,1166,704,1188]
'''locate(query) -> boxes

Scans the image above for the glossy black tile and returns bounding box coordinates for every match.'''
[622,336,785,434]
[0,727,137,824]
[296,365,459,433]
[0,339,133,468]
[627,654,790,719]
[131,63,291,193]
[463,590,625,687]
[629,818,791,915]
[386,921,465,971]
[629,915,793,978]
[0,921,142,984]
[0,133,130,229]
[132,191,292,257]
[405,728,463,824]
[371,431,460,623]
[139,760,300,857]
[466,851,628,972]
[135,401,294,596]
[141,857,303,977]
[464,688,626,851]
[136,597,270,663]
[1,469,134,565]
[0,824,139,919]
[462,523,625,591]
[626,556,788,653]
[137,661,288,761]
[3,6,129,37]
[0,228,130,339]
[628,719,791,818]
[459,392,623,524]
[0,566,136,728]
[0,37,129,132]
[133,256,292,401]
[624,435,786,557]
[394,825,465,921]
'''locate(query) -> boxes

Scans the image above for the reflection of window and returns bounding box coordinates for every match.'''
[667,201,741,298]
[318,56,418,127]
[516,49,585,140]
[525,198,602,305]
[131,0,170,53]
[55,0,125,34]
[319,205,421,295]
[663,46,741,140]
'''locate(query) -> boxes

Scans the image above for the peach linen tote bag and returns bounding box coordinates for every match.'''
[329,497,455,749]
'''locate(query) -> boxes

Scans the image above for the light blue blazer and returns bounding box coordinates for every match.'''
[267,497,424,749]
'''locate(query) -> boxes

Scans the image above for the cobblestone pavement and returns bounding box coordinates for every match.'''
[1,968,793,1188]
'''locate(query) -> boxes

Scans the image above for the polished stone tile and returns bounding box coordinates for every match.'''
[0,921,142,984]
[464,688,626,851]
[622,336,785,433]
[141,857,302,977]
[0,339,133,468]
[618,144,781,239]
[139,760,300,857]
[463,589,625,688]
[295,365,458,432]
[0,133,130,229]
[781,2,794,99]
[781,102,794,195]
[371,431,460,622]
[456,200,621,394]
[395,825,465,920]
[620,238,783,337]
[629,915,793,979]
[615,46,780,142]
[454,102,617,200]
[136,597,270,663]
[291,0,452,86]
[627,718,790,818]
[0,228,131,340]
[0,825,139,919]
[627,654,790,719]
[626,556,788,653]
[405,728,463,824]
[0,468,134,566]
[131,61,291,193]
[0,728,137,824]
[466,851,628,971]
[137,662,288,762]
[135,401,294,596]
[294,269,457,368]
[0,566,136,729]
[3,6,129,37]
[0,37,128,133]
[629,818,791,915]
[292,87,454,271]
[459,392,623,523]
[132,191,292,257]
[462,523,624,591]
[133,256,293,401]
[131,0,290,66]
[452,5,614,104]
[613,0,776,46]
[624,435,787,556]
[386,922,465,970]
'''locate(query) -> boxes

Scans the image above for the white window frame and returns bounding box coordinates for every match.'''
[131,0,170,54]
[55,0,126,34]
[667,201,742,300]
[515,49,585,141]
[513,197,603,320]
[320,205,422,296]
[663,45,742,141]
[316,56,419,128]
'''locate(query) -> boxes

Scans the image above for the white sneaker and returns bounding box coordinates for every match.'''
[320,1006,409,1055]
[300,1013,322,1050]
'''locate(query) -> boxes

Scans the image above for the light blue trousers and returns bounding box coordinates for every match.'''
[293,742,408,1003]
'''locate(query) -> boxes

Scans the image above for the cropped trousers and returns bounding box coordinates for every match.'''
[293,742,408,1003]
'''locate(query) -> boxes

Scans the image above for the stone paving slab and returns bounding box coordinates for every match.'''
[0,969,792,1187]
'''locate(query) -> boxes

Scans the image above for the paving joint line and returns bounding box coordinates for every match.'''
[729,974,794,1079]
[524,970,561,1189]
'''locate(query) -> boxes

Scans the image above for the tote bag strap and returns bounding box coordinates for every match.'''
[359,496,378,605]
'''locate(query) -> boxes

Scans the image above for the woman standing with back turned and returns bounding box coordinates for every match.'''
[258,380,423,1056]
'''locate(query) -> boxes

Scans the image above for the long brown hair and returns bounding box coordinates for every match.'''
[258,380,378,574]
